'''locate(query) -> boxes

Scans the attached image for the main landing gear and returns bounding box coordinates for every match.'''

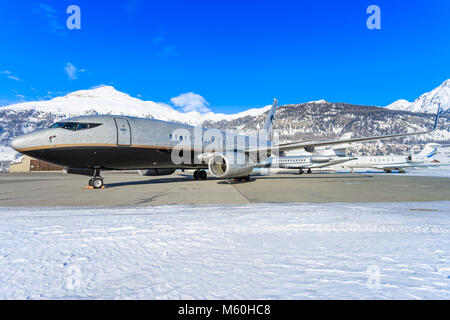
[193,169,207,180]
[233,175,250,182]
[88,169,104,189]
[299,169,304,175]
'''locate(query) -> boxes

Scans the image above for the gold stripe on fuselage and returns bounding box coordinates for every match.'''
[15,143,204,153]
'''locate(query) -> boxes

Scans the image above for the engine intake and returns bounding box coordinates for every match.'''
[208,153,254,179]
[304,146,315,153]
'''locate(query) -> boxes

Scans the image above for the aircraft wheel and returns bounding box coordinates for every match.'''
[299,169,304,175]
[193,170,199,180]
[88,178,94,186]
[199,170,207,180]
[307,169,312,174]
[92,178,103,189]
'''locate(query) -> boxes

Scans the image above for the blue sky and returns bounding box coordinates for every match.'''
[0,0,449,113]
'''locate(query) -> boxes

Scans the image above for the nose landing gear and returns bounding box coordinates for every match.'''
[87,169,104,189]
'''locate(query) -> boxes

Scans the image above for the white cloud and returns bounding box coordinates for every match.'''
[1,70,22,81]
[170,92,211,113]
[34,3,66,36]
[8,75,22,81]
[64,62,86,80]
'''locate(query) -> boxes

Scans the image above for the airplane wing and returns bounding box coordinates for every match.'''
[247,105,442,154]
[304,157,356,169]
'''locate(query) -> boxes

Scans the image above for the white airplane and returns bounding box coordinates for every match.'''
[255,154,355,174]
[343,143,443,173]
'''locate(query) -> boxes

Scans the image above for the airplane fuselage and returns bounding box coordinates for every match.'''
[343,155,427,170]
[10,115,265,170]
[256,155,354,169]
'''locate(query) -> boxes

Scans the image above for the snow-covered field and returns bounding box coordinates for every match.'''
[1,202,449,299]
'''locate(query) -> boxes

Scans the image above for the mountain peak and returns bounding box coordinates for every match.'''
[62,85,130,100]
[307,99,328,104]
[386,79,450,113]
[440,79,450,88]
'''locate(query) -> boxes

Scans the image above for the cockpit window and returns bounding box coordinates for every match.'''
[50,122,66,129]
[76,123,89,130]
[63,122,78,131]
[50,122,103,131]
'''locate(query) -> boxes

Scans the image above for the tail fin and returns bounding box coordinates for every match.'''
[418,143,440,158]
[262,98,278,138]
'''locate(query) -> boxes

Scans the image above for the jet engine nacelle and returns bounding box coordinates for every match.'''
[138,169,176,176]
[406,155,424,164]
[304,146,315,153]
[208,153,254,178]
[311,156,331,163]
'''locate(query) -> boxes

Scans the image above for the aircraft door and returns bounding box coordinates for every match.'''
[114,118,131,146]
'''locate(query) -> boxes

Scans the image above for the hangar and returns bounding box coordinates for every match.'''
[9,155,63,173]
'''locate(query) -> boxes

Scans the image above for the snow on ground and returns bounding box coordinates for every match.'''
[0,202,450,300]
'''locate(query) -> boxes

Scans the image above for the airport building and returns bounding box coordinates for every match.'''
[9,155,63,173]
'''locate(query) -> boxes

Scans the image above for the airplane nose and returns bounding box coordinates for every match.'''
[10,135,29,152]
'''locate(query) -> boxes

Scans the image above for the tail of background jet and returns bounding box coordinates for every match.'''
[417,143,440,158]
[262,99,278,140]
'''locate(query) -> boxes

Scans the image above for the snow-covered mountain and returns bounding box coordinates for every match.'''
[0,146,17,162]
[386,79,450,113]
[4,86,271,125]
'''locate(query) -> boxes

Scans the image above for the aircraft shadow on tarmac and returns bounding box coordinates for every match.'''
[105,177,190,188]
[254,174,374,180]
[105,173,374,188]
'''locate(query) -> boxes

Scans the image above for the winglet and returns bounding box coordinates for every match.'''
[262,98,278,138]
